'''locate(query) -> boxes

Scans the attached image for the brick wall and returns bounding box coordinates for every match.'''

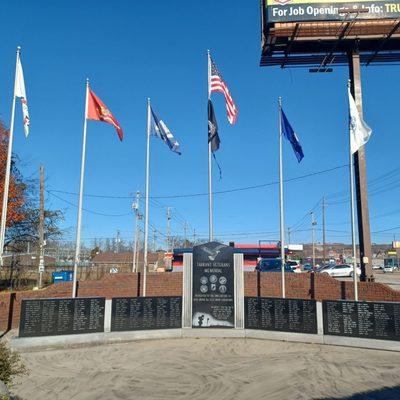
[243,272,400,302]
[1,271,400,332]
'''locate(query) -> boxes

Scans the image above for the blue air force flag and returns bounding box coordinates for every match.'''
[150,107,181,155]
[281,109,304,163]
[348,87,372,154]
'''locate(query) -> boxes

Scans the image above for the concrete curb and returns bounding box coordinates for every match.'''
[11,328,400,352]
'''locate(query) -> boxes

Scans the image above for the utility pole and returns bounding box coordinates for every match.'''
[311,212,317,267]
[322,196,326,265]
[38,165,45,288]
[287,228,291,245]
[132,191,140,273]
[184,221,188,247]
[348,50,373,282]
[115,230,120,253]
[193,229,197,245]
[152,228,156,253]
[166,207,171,251]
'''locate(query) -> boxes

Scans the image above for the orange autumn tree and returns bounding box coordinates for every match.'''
[0,122,27,231]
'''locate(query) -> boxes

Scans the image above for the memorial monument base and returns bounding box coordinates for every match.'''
[11,329,183,351]
[11,327,400,352]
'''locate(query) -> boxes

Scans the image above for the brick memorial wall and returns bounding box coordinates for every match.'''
[1,271,400,332]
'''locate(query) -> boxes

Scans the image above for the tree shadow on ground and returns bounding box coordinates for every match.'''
[316,385,400,400]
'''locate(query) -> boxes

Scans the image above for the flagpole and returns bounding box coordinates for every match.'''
[207,50,213,242]
[0,47,20,267]
[143,98,151,296]
[72,78,89,298]
[348,80,358,301]
[132,191,140,273]
[278,97,286,298]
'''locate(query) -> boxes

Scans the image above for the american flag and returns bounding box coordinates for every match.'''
[209,56,238,125]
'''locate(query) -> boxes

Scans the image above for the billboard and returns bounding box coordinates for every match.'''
[266,0,400,23]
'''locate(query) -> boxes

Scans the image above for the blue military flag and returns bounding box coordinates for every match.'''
[208,100,220,152]
[150,107,181,155]
[281,109,304,163]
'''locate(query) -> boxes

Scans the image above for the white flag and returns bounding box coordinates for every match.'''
[348,87,371,154]
[15,56,30,137]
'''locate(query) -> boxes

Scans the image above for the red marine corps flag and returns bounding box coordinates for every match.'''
[87,88,124,141]
[72,80,124,298]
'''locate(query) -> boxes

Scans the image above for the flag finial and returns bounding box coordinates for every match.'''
[17,46,21,54]
[86,78,90,87]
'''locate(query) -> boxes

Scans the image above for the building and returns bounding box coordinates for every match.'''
[91,251,163,273]
[172,243,302,271]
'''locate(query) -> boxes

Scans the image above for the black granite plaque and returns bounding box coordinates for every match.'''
[111,297,182,331]
[245,297,318,334]
[19,297,105,338]
[192,242,235,328]
[323,300,400,341]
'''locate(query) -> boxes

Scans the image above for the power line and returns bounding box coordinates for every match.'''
[46,190,132,217]
[47,163,348,200]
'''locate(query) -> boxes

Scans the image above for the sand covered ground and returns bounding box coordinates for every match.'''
[12,338,400,400]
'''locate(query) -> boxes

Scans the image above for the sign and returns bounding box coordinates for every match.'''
[245,297,318,334]
[265,0,400,23]
[111,297,182,331]
[323,300,400,341]
[192,242,235,328]
[19,297,105,338]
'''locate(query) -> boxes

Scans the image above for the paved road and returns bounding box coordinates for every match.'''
[338,270,400,290]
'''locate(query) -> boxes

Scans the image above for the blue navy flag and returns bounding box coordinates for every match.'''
[281,109,304,163]
[150,107,181,155]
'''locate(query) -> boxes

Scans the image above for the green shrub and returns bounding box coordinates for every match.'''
[0,341,27,386]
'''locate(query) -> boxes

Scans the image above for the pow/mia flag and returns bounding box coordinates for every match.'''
[208,99,220,152]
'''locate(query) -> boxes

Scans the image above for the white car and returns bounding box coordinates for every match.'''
[383,265,397,273]
[320,264,361,278]
[286,260,302,273]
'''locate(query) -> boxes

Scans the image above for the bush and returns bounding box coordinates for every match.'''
[0,342,27,386]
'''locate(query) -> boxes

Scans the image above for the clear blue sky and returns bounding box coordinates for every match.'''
[0,0,399,248]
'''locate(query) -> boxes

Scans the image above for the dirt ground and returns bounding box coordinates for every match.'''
[11,338,400,400]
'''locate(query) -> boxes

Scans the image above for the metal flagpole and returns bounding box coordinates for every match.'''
[278,97,286,298]
[143,98,151,296]
[311,212,316,267]
[0,47,20,266]
[207,50,214,242]
[132,191,140,272]
[349,80,359,301]
[72,78,89,298]
[38,165,45,288]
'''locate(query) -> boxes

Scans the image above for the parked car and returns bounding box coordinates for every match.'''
[316,264,331,273]
[286,260,302,273]
[383,265,396,273]
[383,258,398,273]
[255,258,294,273]
[303,264,314,272]
[320,264,361,278]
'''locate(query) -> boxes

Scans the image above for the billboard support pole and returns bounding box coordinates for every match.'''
[348,50,374,282]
